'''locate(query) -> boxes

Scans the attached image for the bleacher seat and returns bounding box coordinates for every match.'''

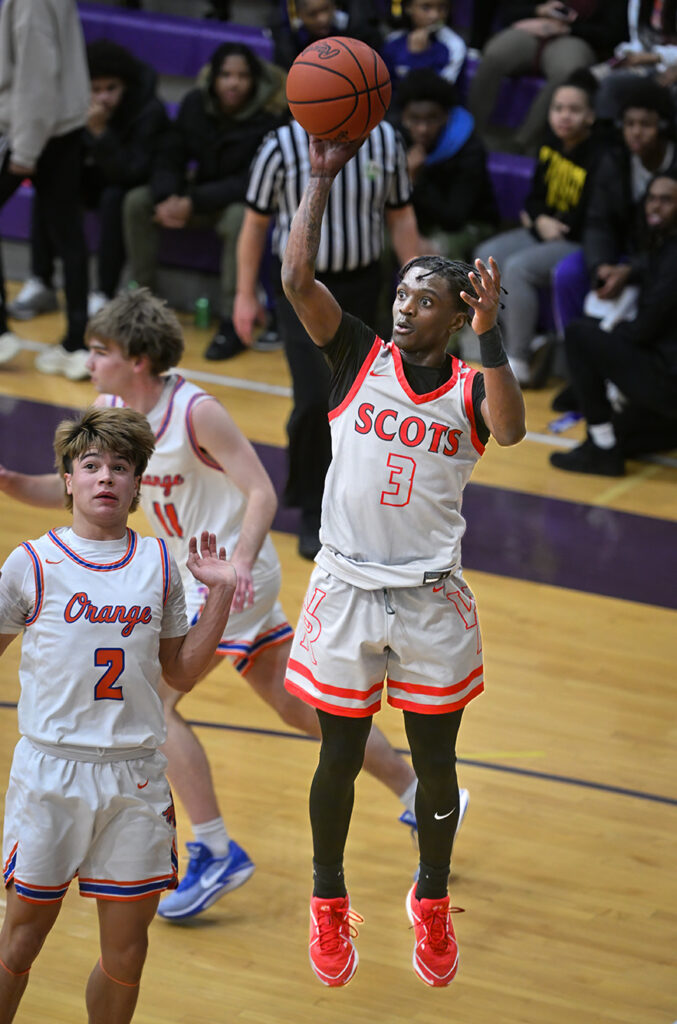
[77,1,273,73]
[0,5,539,290]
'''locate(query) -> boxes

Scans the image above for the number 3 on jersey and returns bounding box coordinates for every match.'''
[94,648,125,701]
[381,453,416,507]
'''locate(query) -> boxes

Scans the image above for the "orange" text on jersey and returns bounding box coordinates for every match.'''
[64,593,153,636]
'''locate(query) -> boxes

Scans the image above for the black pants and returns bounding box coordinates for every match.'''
[310,707,464,873]
[564,316,677,425]
[274,259,382,518]
[34,169,126,300]
[0,129,88,349]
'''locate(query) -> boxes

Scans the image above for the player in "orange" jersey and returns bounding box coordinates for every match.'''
[0,407,236,1024]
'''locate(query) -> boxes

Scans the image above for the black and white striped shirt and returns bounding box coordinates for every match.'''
[245,119,412,274]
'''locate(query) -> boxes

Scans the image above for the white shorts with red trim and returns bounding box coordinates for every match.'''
[285,567,484,717]
[185,564,292,675]
[2,738,178,903]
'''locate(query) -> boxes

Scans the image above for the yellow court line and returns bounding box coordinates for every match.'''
[592,464,662,505]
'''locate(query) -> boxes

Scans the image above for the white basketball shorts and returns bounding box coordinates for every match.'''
[185,563,292,675]
[2,738,178,903]
[285,567,484,717]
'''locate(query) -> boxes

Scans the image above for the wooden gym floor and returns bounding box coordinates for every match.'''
[0,293,675,1023]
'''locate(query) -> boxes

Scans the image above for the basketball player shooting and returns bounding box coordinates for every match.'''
[281,134,526,988]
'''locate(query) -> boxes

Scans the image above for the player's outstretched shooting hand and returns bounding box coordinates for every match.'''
[460,257,501,336]
[186,531,237,593]
[308,135,365,178]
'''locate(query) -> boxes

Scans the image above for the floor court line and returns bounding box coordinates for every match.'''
[6,346,677,467]
[2,702,672,807]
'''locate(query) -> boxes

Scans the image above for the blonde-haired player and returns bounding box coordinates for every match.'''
[0,407,236,1023]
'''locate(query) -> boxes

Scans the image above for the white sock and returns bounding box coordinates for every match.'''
[192,817,231,857]
[399,779,417,815]
[589,422,617,450]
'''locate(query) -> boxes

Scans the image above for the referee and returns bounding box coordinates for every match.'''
[234,118,421,558]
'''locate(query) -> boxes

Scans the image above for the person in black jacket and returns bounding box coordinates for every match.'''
[273,0,383,72]
[550,171,677,475]
[123,42,287,359]
[467,0,627,154]
[9,40,169,323]
[475,70,603,385]
[396,69,498,262]
[583,78,677,298]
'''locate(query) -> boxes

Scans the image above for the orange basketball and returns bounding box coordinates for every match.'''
[286,37,392,141]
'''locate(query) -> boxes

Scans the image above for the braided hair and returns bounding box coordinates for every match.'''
[398,255,479,322]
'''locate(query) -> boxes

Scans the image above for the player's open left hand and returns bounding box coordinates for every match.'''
[308,136,365,178]
[460,257,501,336]
[186,531,237,593]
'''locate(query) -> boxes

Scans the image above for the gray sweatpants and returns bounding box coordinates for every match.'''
[475,227,580,361]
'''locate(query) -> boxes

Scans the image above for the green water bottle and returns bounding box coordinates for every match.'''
[194,296,211,328]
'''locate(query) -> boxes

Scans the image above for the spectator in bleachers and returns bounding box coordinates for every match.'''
[0,0,90,379]
[550,171,677,475]
[10,41,169,324]
[583,78,677,303]
[475,70,603,386]
[594,0,677,121]
[395,68,498,263]
[551,77,677,409]
[274,0,383,70]
[123,42,288,360]
[382,0,466,112]
[468,0,626,154]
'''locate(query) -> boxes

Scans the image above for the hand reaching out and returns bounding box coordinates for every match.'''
[460,257,502,336]
[186,531,237,593]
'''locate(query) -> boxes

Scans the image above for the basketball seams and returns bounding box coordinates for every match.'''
[287,35,391,140]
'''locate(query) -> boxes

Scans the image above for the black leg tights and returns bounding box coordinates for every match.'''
[309,710,372,894]
[404,708,464,894]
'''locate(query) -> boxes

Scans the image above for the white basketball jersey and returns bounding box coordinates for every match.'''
[107,375,280,592]
[0,528,186,756]
[317,337,485,589]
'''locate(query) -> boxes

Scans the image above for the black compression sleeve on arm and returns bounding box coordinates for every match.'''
[478,325,509,368]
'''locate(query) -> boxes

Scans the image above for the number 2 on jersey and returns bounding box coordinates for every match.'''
[94,648,125,701]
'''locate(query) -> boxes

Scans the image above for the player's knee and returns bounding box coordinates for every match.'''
[318,734,368,781]
[1,920,51,973]
[102,933,149,984]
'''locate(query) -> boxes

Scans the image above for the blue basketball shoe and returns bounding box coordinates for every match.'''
[158,839,255,921]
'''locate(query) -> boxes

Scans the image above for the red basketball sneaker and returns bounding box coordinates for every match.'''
[405,884,461,987]
[309,894,362,987]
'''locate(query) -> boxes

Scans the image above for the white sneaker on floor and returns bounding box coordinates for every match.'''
[7,278,59,320]
[87,291,108,317]
[64,348,91,381]
[35,344,90,380]
[0,331,22,365]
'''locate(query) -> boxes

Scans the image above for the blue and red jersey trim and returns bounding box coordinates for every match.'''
[185,394,223,471]
[20,543,44,625]
[157,538,171,605]
[154,377,186,442]
[47,528,137,571]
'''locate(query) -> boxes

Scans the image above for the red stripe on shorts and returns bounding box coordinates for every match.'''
[287,657,384,701]
[389,664,483,697]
